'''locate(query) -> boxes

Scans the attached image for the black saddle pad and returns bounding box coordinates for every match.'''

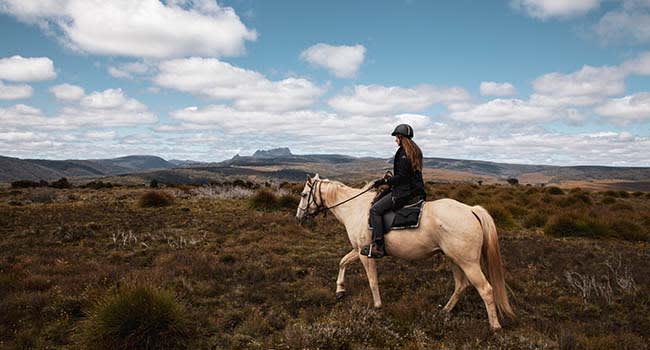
[368,200,425,233]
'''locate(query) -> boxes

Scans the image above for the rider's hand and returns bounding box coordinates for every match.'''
[372,178,387,188]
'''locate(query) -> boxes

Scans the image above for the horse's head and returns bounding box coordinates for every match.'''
[296,173,323,225]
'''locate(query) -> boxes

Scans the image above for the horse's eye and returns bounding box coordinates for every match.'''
[301,193,307,197]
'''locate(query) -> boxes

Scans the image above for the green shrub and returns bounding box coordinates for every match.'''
[82,181,114,189]
[11,180,44,188]
[600,196,616,204]
[150,179,159,188]
[618,190,630,198]
[608,220,647,242]
[523,212,548,228]
[546,186,564,195]
[138,191,174,208]
[50,177,72,189]
[249,189,279,211]
[278,193,300,209]
[558,193,592,207]
[544,213,609,238]
[77,285,190,350]
[506,204,527,218]
[486,204,516,230]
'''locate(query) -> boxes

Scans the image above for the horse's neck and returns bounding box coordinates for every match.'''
[323,182,371,226]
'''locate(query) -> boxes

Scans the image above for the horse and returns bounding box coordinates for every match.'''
[295,174,514,331]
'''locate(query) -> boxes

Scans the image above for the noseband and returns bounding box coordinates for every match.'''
[299,179,326,223]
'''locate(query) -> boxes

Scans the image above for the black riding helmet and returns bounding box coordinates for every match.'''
[391,124,413,138]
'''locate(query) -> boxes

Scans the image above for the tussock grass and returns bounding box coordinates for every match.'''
[138,190,174,208]
[76,285,190,350]
[249,189,280,211]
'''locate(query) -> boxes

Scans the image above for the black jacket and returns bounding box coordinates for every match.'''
[387,147,426,204]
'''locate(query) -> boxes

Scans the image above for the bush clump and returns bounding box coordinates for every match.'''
[249,189,280,211]
[609,220,648,242]
[77,285,190,350]
[138,191,174,208]
[486,204,516,230]
[278,193,300,209]
[523,212,548,228]
[601,196,616,204]
[82,181,114,189]
[544,213,608,239]
[50,177,72,189]
[546,186,564,195]
[11,180,44,188]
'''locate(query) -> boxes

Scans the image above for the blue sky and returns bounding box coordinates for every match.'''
[0,0,649,165]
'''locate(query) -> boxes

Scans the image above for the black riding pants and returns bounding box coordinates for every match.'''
[369,194,394,243]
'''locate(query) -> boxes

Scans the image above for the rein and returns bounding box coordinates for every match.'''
[300,179,374,221]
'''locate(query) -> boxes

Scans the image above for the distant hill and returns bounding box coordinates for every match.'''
[2,148,650,191]
[0,155,175,182]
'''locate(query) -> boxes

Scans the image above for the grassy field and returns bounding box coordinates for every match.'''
[0,182,649,349]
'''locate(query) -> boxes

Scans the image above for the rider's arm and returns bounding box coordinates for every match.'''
[387,155,412,186]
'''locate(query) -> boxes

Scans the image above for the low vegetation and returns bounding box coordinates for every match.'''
[0,181,648,349]
[138,191,174,208]
[76,285,191,350]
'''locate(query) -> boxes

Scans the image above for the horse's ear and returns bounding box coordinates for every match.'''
[306,175,312,184]
[314,173,320,180]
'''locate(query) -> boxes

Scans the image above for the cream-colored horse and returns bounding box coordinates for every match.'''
[295,174,514,331]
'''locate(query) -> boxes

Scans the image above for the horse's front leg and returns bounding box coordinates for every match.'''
[359,255,382,308]
[336,249,359,300]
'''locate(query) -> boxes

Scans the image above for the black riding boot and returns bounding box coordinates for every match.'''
[361,194,392,258]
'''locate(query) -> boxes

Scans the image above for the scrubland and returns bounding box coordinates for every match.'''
[0,181,648,349]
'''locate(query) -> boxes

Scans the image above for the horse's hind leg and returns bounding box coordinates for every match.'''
[336,249,359,300]
[359,256,382,308]
[442,263,469,313]
[459,262,501,331]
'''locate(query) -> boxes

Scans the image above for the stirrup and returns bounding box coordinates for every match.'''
[360,244,385,259]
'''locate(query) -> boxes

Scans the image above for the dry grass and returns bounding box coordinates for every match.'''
[0,183,648,349]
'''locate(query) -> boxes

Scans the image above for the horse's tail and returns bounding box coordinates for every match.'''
[471,205,515,318]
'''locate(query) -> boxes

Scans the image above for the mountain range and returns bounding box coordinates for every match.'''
[2,149,650,191]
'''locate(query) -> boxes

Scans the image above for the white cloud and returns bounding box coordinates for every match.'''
[108,61,151,79]
[85,130,117,140]
[0,131,46,142]
[0,55,56,81]
[480,81,517,97]
[0,81,33,100]
[595,92,650,123]
[532,65,625,100]
[49,83,85,101]
[0,88,156,130]
[594,0,650,44]
[154,57,326,112]
[510,0,601,19]
[328,84,470,116]
[448,98,554,123]
[0,0,257,58]
[300,43,366,78]
[621,52,650,76]
[166,104,436,142]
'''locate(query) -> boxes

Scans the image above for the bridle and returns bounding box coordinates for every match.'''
[298,178,374,224]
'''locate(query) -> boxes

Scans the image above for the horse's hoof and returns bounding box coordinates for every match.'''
[490,325,502,333]
[336,292,346,301]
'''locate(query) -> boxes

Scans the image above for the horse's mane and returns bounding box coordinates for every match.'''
[319,178,376,192]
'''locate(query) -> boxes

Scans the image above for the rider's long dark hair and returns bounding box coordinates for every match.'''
[400,136,423,171]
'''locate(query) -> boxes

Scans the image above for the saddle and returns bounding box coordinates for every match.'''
[368,199,425,233]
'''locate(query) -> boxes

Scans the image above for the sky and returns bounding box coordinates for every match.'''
[0,0,649,166]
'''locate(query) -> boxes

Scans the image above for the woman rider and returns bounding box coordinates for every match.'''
[360,124,426,259]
